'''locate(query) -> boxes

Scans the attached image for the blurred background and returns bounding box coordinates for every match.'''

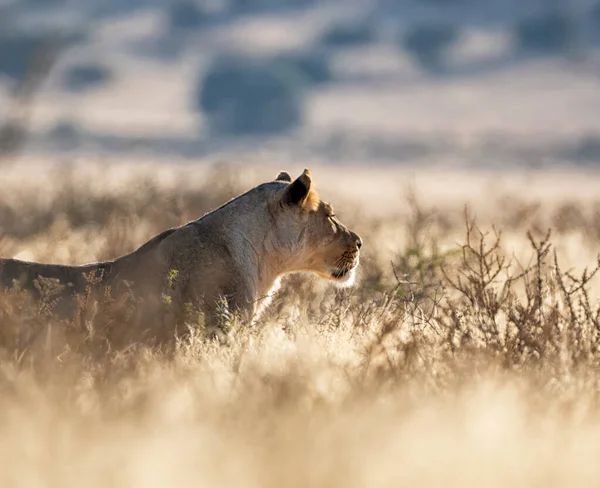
[1,0,600,167]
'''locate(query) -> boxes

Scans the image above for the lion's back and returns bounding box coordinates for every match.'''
[0,258,111,294]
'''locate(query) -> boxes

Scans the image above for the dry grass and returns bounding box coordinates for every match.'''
[2,160,600,487]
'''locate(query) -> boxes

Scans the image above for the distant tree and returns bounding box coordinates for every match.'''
[47,120,82,150]
[167,1,211,31]
[514,11,574,54]
[0,30,85,83]
[268,51,332,86]
[320,21,376,48]
[196,56,305,136]
[229,0,315,14]
[63,64,112,92]
[400,22,460,72]
[22,0,65,5]
[593,2,600,20]
[0,33,61,158]
[0,34,46,81]
[572,134,600,163]
[591,2,600,34]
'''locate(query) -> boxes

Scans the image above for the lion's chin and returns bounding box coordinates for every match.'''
[330,265,357,288]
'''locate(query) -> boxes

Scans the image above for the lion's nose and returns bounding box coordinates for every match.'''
[351,232,362,250]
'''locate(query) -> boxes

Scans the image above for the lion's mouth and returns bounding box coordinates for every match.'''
[330,255,359,281]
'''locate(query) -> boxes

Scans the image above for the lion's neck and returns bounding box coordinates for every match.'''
[198,194,303,315]
[229,227,300,306]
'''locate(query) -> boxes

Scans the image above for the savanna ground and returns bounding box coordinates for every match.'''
[2,159,600,487]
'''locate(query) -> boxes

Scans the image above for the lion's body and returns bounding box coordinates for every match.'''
[0,170,362,343]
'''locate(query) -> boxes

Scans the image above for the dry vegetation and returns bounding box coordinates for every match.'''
[2,160,600,487]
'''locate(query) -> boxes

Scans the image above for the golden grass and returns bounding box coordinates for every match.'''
[2,160,600,487]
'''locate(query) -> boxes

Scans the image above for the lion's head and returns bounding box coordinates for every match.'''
[266,169,362,287]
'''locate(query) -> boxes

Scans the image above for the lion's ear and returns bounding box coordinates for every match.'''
[282,169,313,207]
[275,171,292,182]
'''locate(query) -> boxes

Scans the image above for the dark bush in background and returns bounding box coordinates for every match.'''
[0,33,46,81]
[47,120,82,149]
[320,21,375,48]
[23,0,65,5]
[166,1,211,31]
[196,56,305,136]
[417,0,462,4]
[229,0,315,14]
[513,11,574,54]
[63,63,112,92]
[591,2,600,39]
[227,0,263,13]
[570,134,600,163]
[593,2,600,21]
[0,28,87,84]
[401,22,460,72]
[267,51,332,86]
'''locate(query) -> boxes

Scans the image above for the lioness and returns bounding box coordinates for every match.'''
[0,169,361,341]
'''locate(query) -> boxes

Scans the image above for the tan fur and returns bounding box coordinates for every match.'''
[0,169,362,342]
